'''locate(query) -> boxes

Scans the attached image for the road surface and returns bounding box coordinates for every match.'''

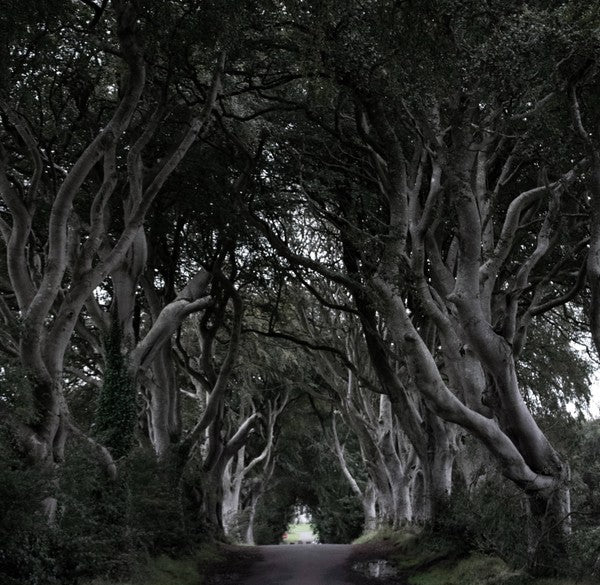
[238,544,356,585]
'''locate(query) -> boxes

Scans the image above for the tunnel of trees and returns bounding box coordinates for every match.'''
[1,0,600,583]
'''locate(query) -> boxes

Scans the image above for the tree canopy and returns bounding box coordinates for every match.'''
[1,1,600,582]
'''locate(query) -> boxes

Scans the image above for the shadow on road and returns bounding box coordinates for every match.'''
[205,543,404,585]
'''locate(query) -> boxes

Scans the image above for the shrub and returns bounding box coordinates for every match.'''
[435,477,529,567]
[0,426,58,584]
[0,426,212,585]
[125,449,193,554]
[53,440,139,582]
[565,526,600,579]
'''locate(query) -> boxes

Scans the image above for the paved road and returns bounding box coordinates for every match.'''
[238,544,356,585]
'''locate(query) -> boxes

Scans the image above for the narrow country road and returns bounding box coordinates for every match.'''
[238,544,357,585]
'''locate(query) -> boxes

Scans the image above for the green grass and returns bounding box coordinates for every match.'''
[196,542,226,570]
[143,555,203,585]
[83,542,228,585]
[83,556,202,585]
[354,527,461,571]
[409,557,600,585]
[353,529,598,585]
[408,554,518,585]
[353,526,421,547]
[283,522,316,543]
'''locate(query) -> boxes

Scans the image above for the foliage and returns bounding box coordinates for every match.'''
[80,543,236,585]
[517,309,594,417]
[424,471,600,578]
[252,482,295,545]
[310,488,363,544]
[353,526,421,547]
[252,395,364,544]
[564,420,600,578]
[82,553,209,585]
[571,420,600,527]
[2,0,600,581]
[135,555,201,585]
[436,479,529,567]
[52,442,138,581]
[125,449,201,555]
[0,359,36,423]
[352,527,598,585]
[0,425,55,585]
[0,429,211,585]
[408,555,516,585]
[94,322,137,459]
[565,527,600,579]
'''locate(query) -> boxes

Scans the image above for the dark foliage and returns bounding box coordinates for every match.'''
[94,322,137,459]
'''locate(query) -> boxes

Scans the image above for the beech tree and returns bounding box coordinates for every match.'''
[2,1,600,581]
[230,0,595,572]
[221,387,288,538]
[0,0,230,467]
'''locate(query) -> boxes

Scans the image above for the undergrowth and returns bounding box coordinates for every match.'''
[352,528,598,585]
[83,543,227,585]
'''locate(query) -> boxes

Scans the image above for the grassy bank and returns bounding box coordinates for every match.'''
[351,529,597,585]
[283,522,316,544]
[83,542,260,585]
[83,556,205,585]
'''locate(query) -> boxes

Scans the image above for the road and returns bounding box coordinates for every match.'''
[238,544,356,585]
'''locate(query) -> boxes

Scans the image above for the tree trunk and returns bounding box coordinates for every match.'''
[410,469,430,524]
[245,490,260,545]
[426,414,457,519]
[526,481,571,576]
[393,476,413,527]
[146,345,181,458]
[29,378,65,465]
[362,481,378,532]
[222,449,245,534]
[375,488,396,528]
[201,464,226,536]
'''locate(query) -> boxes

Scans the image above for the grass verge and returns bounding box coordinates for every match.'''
[83,542,261,585]
[350,529,597,585]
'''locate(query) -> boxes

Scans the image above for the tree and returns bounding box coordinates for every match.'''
[1,2,600,580]
[233,0,593,572]
[0,0,224,470]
